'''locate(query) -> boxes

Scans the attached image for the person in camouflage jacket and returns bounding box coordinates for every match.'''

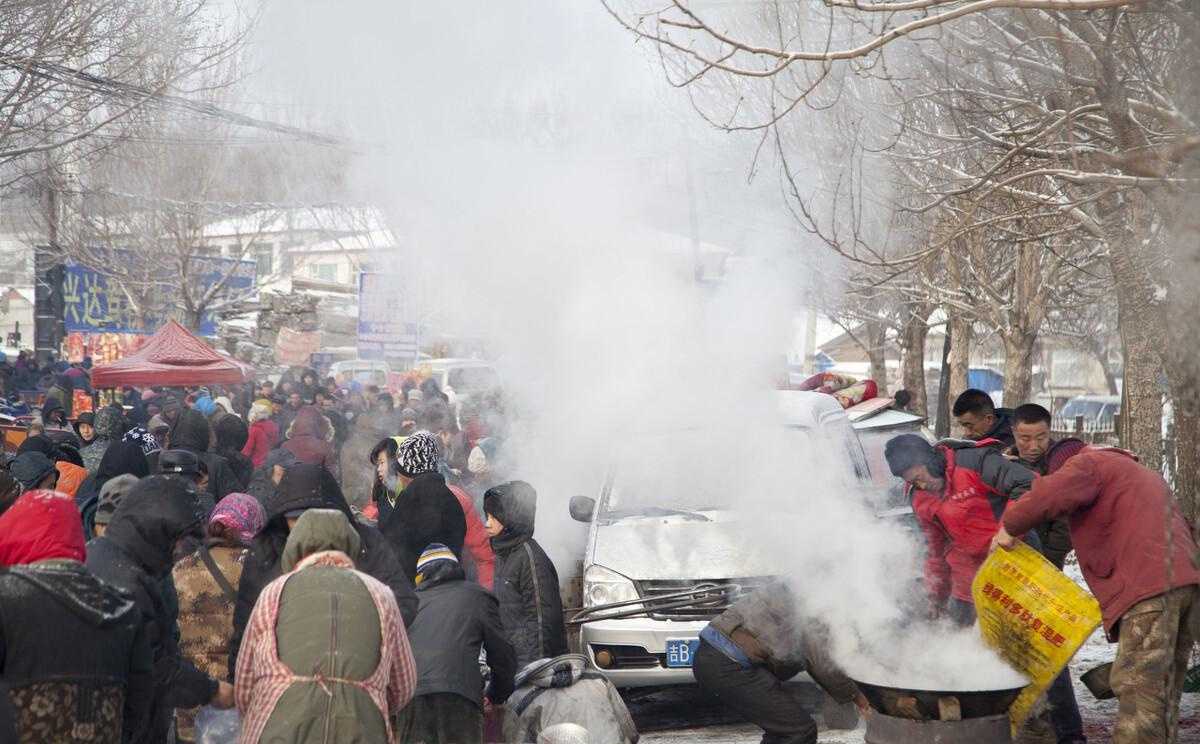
[173,493,264,742]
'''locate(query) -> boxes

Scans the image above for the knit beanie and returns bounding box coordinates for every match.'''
[1045,438,1087,475]
[415,542,458,583]
[395,431,440,478]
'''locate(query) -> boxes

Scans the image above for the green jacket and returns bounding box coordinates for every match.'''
[259,510,388,743]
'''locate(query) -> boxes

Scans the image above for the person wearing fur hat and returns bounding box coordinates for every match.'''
[398,543,516,744]
[484,481,567,666]
[378,431,467,582]
[994,441,1200,744]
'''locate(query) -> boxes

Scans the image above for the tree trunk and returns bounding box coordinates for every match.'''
[948,313,972,405]
[864,318,888,392]
[899,312,931,417]
[1106,205,1166,474]
[1001,332,1037,408]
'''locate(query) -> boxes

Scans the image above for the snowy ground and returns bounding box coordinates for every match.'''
[636,562,1198,743]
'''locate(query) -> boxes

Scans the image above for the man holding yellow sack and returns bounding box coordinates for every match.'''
[993,441,1200,744]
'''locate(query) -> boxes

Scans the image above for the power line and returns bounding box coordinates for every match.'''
[0,56,347,148]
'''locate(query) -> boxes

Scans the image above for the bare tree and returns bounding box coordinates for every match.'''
[607,0,1200,519]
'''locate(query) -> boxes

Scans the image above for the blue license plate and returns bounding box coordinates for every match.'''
[665,638,700,668]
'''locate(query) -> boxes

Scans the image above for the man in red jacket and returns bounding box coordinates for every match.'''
[885,434,1036,624]
[993,441,1200,744]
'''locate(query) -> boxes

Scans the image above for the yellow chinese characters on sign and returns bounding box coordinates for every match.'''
[972,543,1101,734]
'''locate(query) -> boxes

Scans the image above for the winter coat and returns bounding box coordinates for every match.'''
[503,655,638,744]
[168,408,240,509]
[54,460,88,497]
[234,510,416,744]
[281,406,337,473]
[85,477,216,744]
[214,415,254,490]
[242,419,279,468]
[379,471,468,582]
[1003,446,1200,639]
[0,561,154,744]
[228,464,419,679]
[707,582,859,697]
[485,482,568,666]
[407,561,516,707]
[449,484,495,590]
[910,439,1035,605]
[81,406,127,473]
[172,543,246,741]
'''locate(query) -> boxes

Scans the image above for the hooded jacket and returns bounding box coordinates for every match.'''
[380,471,467,582]
[81,405,126,473]
[408,559,516,707]
[214,414,254,489]
[76,440,150,539]
[910,439,1035,605]
[242,417,279,469]
[0,555,154,744]
[282,406,337,473]
[485,482,568,666]
[227,464,418,678]
[168,408,240,509]
[1003,446,1200,638]
[234,510,416,744]
[85,477,216,744]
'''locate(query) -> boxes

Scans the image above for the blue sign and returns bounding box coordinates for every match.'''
[62,254,256,336]
[357,272,417,359]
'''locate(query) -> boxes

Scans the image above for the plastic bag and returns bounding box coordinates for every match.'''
[972,542,1102,734]
[194,706,241,744]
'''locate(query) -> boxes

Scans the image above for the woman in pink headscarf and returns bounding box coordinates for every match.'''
[172,493,265,742]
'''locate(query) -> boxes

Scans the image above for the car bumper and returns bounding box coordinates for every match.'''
[580,617,709,688]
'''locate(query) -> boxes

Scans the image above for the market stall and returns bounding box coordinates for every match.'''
[90,320,254,388]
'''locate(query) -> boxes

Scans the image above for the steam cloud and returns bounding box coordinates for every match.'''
[248,0,1022,691]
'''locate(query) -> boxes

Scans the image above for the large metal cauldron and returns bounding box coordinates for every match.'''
[852,678,1024,744]
[854,679,1024,721]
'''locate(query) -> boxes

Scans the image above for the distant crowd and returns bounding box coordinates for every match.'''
[0,367,636,744]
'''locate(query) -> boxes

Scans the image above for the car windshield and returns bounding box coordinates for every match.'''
[600,424,868,518]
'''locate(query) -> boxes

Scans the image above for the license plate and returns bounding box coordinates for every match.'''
[665,638,700,668]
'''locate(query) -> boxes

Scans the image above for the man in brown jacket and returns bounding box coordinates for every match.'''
[992,442,1200,744]
[693,581,868,744]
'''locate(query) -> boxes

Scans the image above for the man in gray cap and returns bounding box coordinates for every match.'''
[8,451,58,492]
[92,474,140,539]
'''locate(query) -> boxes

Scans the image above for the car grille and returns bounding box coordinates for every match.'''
[635,577,773,621]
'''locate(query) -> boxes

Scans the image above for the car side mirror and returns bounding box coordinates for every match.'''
[569,495,595,523]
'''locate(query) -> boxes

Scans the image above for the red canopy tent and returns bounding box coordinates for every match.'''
[90,320,254,388]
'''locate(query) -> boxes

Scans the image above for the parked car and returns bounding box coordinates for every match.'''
[422,358,500,401]
[566,391,889,688]
[330,359,392,389]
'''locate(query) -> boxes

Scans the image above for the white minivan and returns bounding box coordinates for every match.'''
[567,391,890,688]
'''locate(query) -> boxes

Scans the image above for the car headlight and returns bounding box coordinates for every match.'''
[583,564,640,609]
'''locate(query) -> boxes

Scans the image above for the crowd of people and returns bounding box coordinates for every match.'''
[0,368,631,744]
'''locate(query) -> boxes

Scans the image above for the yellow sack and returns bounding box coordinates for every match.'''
[972,542,1102,734]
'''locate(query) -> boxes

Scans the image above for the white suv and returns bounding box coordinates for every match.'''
[567,391,879,688]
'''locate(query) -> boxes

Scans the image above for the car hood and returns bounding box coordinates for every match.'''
[591,511,775,581]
